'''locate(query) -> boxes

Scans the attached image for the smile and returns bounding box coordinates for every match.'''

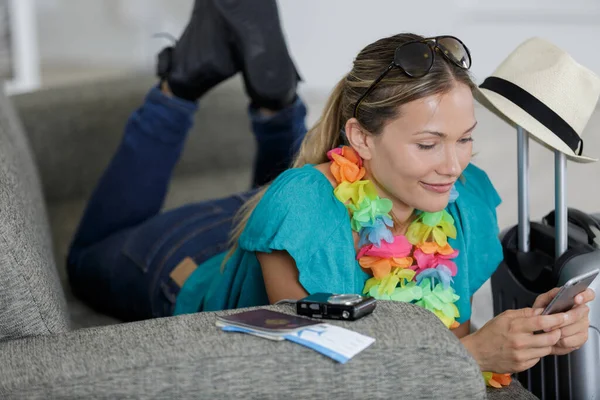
[419,182,455,194]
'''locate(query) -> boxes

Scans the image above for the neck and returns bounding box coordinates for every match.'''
[390,205,415,232]
[364,169,415,234]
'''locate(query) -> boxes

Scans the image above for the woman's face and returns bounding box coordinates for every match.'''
[354,83,476,214]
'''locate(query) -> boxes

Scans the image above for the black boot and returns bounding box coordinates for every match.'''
[156,0,238,101]
[213,0,301,110]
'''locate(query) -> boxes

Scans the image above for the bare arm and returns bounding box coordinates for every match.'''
[453,297,473,338]
[453,320,471,339]
[256,250,308,304]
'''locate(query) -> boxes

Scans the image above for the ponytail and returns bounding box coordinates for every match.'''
[221,76,348,268]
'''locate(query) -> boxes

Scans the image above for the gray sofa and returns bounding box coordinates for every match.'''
[0,75,536,399]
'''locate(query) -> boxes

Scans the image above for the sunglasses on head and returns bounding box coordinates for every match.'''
[353,35,472,119]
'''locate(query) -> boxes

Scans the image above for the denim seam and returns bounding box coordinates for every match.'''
[156,215,234,276]
[150,215,234,315]
[248,96,304,124]
[160,281,178,303]
[192,240,229,260]
[121,205,223,273]
[148,86,198,114]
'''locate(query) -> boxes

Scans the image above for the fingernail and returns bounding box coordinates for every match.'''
[576,295,582,303]
[534,308,543,315]
[564,313,569,322]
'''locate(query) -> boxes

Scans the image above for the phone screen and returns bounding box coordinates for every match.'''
[542,269,599,315]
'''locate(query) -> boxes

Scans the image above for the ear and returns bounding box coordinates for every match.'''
[344,118,374,160]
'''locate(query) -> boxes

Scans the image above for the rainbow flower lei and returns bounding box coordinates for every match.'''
[328,146,511,388]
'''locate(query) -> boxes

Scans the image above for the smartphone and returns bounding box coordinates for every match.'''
[541,269,599,315]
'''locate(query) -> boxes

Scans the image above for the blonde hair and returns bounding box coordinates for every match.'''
[223,33,476,266]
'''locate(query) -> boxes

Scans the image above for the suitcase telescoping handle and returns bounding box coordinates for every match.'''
[517,125,568,258]
[517,126,530,253]
[555,143,568,258]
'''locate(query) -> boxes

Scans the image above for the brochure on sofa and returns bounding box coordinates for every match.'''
[215,309,376,363]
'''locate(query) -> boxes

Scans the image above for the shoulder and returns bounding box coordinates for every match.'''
[240,165,347,252]
[451,164,504,298]
[264,164,335,197]
[456,163,501,210]
[256,165,342,215]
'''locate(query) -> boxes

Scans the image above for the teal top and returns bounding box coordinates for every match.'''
[174,163,503,323]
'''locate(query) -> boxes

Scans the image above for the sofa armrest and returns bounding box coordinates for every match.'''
[487,381,539,399]
[10,75,256,202]
[0,302,490,399]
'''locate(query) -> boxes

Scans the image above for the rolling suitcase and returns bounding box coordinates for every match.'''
[491,126,600,400]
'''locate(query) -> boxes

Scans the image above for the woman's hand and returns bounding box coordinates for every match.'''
[461,308,565,373]
[532,287,595,355]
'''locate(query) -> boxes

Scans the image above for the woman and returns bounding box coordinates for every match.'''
[68,29,593,379]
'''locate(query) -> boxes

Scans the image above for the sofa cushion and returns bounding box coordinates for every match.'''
[0,302,488,399]
[0,91,69,340]
[487,380,538,399]
[11,75,257,203]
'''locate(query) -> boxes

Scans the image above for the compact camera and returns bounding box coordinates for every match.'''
[296,293,377,321]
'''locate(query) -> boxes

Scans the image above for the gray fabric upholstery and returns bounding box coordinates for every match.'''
[487,381,539,399]
[0,88,69,340]
[0,302,487,399]
[11,75,257,202]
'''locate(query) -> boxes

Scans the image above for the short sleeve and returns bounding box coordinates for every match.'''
[463,163,502,209]
[239,166,357,294]
[459,164,504,299]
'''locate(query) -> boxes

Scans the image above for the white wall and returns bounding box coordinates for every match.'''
[5,0,40,94]
[35,0,193,70]
[279,0,600,89]
[34,0,600,91]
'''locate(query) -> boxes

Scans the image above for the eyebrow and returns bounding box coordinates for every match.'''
[413,121,478,137]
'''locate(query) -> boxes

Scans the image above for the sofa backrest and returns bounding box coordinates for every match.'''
[0,90,70,340]
[11,75,257,203]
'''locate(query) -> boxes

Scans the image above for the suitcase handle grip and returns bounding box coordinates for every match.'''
[543,208,600,246]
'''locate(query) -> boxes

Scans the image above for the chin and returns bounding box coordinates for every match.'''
[413,195,450,213]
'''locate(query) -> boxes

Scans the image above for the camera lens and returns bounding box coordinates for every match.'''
[327,294,363,305]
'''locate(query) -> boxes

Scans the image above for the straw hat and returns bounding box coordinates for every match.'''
[475,37,600,163]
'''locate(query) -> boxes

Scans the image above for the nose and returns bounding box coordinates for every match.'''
[437,145,461,177]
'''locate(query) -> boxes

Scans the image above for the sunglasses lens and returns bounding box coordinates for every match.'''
[437,37,471,69]
[394,42,433,77]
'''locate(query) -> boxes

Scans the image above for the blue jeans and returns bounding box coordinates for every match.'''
[67,87,307,321]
